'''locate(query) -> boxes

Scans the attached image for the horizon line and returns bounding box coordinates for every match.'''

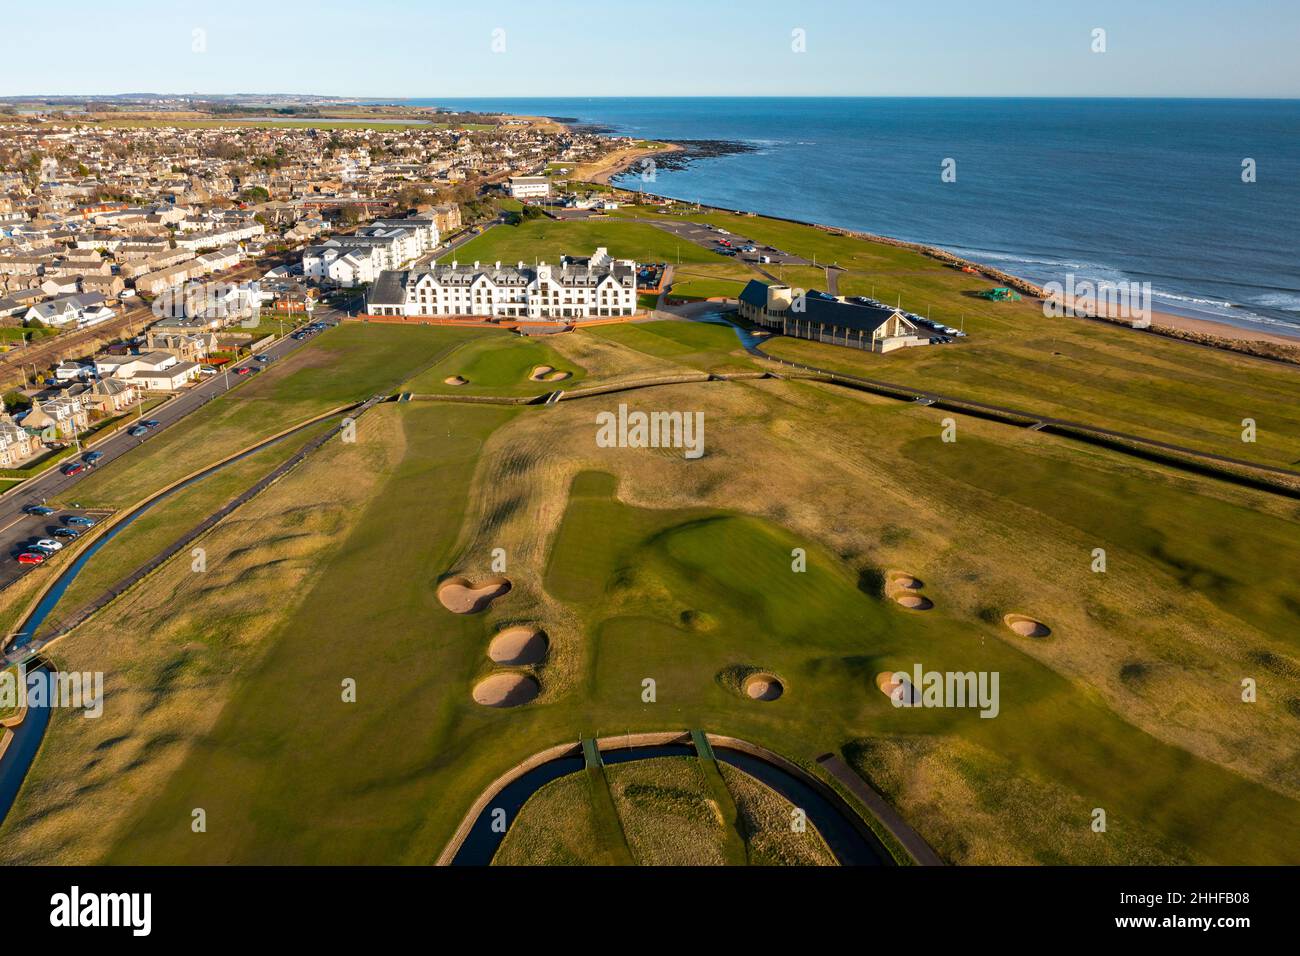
[5,93,1300,102]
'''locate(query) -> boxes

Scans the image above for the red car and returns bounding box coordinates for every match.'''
[235,366,253,375]
[17,551,46,565]
[62,463,84,477]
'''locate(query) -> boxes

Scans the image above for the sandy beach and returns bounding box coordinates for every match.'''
[577,141,685,185]
[1146,310,1300,347]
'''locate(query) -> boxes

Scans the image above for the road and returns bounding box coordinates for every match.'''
[0,305,347,593]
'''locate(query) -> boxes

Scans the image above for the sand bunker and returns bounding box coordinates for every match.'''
[1004,614,1051,638]
[437,575,512,614]
[472,673,539,708]
[893,593,933,611]
[876,671,919,705]
[528,365,571,382]
[889,571,924,591]
[444,375,468,386]
[488,626,549,665]
[744,673,784,701]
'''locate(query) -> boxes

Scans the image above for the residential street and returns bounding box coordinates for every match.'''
[0,307,345,595]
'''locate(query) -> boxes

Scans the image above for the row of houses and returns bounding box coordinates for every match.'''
[301,215,440,287]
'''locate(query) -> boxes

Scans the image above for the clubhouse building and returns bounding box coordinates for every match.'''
[365,247,637,321]
[737,280,929,352]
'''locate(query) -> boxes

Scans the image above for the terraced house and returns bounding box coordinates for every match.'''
[365,247,636,320]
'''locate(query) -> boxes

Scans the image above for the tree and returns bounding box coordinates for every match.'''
[3,390,32,412]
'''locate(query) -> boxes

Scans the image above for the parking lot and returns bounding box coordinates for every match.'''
[635,218,812,268]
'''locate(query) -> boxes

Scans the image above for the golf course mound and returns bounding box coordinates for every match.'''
[488,625,549,665]
[472,673,540,708]
[744,673,784,701]
[437,575,512,614]
[529,365,570,382]
[444,375,468,386]
[893,592,933,611]
[889,571,924,591]
[1004,614,1052,638]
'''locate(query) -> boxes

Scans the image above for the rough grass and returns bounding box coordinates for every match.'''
[33,419,340,639]
[491,771,614,866]
[719,762,836,866]
[606,757,729,865]
[0,409,403,864]
[844,735,1189,865]
[494,756,835,866]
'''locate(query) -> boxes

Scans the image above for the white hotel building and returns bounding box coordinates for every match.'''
[302,218,439,288]
[365,248,637,321]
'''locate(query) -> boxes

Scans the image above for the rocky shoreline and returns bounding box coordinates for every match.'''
[628,139,759,173]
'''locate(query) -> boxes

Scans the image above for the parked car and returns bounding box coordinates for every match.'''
[65,515,96,527]
[235,367,254,376]
[52,528,80,539]
[200,365,218,375]
[17,551,46,565]
[128,425,149,437]
[83,451,103,463]
[142,419,161,428]
[23,505,55,516]
[254,355,272,364]
[61,463,85,477]
[33,539,62,553]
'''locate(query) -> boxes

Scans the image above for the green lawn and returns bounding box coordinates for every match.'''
[5,314,1298,868]
[447,218,719,266]
[535,472,1300,864]
[585,319,760,374]
[403,329,586,396]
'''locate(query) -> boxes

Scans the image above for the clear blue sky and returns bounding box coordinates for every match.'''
[3,0,1297,98]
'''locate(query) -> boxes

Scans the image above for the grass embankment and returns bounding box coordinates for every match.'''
[495,756,830,865]
[55,324,477,509]
[0,663,20,722]
[32,419,340,639]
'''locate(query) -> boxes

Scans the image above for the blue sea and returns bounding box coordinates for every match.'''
[419,98,1300,337]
